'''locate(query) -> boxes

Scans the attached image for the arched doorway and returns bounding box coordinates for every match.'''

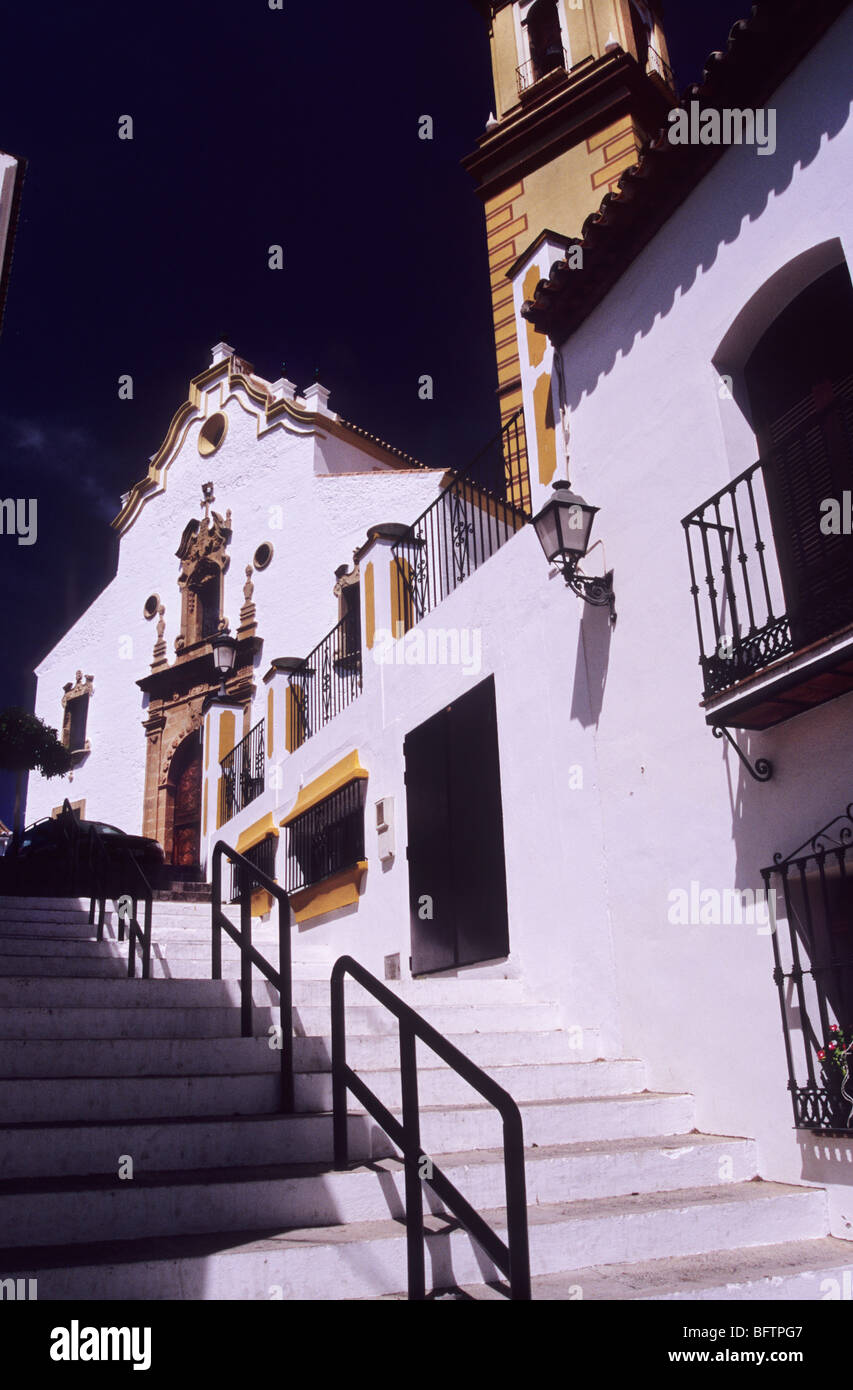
[743,261,853,647]
[168,731,203,868]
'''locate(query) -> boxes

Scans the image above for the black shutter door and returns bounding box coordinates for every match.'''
[764,375,853,645]
[405,675,509,976]
[448,675,510,968]
[405,706,456,976]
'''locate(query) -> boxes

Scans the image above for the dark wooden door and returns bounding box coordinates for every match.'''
[405,675,510,976]
[172,735,202,867]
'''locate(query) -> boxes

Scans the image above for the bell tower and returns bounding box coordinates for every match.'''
[464,0,675,422]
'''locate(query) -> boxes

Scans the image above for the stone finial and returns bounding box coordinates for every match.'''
[243,565,255,605]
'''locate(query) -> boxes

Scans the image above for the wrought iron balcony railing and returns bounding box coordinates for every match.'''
[516,46,568,94]
[391,410,530,630]
[287,614,362,752]
[762,805,853,1133]
[683,460,793,700]
[646,44,675,89]
[220,718,265,825]
[392,475,528,631]
[683,388,853,703]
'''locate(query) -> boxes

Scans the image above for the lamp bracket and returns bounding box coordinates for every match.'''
[712,725,773,782]
[561,559,617,625]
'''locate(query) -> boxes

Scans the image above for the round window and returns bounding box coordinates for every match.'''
[198,413,228,456]
[253,542,274,571]
[143,593,160,620]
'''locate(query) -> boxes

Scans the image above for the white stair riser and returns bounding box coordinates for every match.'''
[0,1114,394,1181]
[0,1142,760,1249]
[0,1074,285,1123]
[415,1094,696,1153]
[0,1007,279,1040]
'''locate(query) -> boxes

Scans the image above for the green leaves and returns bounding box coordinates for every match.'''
[0,706,73,779]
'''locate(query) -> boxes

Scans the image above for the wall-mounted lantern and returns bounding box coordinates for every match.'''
[532,481,616,624]
[211,631,238,694]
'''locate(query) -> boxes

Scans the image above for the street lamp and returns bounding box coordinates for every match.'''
[532,481,616,624]
[210,631,238,694]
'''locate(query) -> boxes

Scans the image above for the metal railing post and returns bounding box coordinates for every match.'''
[240,888,252,1038]
[331,960,348,1170]
[278,894,294,1114]
[211,846,222,980]
[400,1021,426,1301]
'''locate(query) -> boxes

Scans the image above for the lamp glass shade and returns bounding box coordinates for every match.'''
[211,633,237,676]
[533,486,598,566]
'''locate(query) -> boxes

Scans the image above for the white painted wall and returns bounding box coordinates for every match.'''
[541,9,853,1231]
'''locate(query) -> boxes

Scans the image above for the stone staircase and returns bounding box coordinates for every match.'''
[0,895,850,1300]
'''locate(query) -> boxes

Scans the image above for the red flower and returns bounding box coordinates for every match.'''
[819,1050,826,1060]
[831,1024,840,1032]
[830,1041,838,1051]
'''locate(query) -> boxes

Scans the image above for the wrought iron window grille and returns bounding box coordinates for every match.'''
[228,832,277,904]
[284,780,366,895]
[762,804,853,1134]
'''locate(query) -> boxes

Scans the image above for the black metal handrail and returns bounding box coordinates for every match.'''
[86,817,154,980]
[220,719,265,825]
[211,839,294,1112]
[331,955,531,1300]
[287,614,362,752]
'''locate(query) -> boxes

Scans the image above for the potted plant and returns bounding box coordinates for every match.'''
[818,1025,853,1129]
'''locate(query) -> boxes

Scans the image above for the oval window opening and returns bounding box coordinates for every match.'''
[199,413,228,456]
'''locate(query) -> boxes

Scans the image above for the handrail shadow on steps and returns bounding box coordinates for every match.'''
[211,839,294,1114]
[331,954,531,1301]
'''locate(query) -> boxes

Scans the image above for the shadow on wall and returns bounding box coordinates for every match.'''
[570,597,613,729]
[559,28,853,408]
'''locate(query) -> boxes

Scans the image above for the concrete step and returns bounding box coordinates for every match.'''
[0,977,565,1035]
[0,1112,395,1181]
[0,954,130,978]
[0,898,91,915]
[0,1005,279,1040]
[437,1236,853,1300]
[0,1027,599,1074]
[0,1134,760,1250]
[0,1182,827,1300]
[0,1068,669,1131]
[0,1135,758,1250]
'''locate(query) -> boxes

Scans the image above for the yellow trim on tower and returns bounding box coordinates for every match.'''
[267,688,274,758]
[364,562,375,650]
[204,715,210,770]
[280,751,368,826]
[289,861,368,924]
[218,711,235,762]
[235,812,280,856]
[390,557,414,637]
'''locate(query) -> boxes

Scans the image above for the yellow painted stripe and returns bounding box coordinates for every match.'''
[235,811,280,856]
[290,862,368,924]
[280,751,368,826]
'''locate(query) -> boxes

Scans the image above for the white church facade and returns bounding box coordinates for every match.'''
[17,0,853,1294]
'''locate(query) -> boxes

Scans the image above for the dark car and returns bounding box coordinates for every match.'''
[12,812,165,892]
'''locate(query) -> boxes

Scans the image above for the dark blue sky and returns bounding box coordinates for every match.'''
[0,0,747,824]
